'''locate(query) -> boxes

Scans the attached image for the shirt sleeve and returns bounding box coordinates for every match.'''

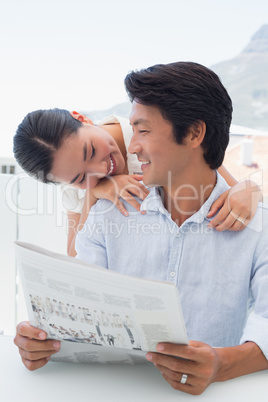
[75,204,108,269]
[240,239,268,360]
[61,185,86,214]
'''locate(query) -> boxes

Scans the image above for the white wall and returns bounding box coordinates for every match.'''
[0,173,68,335]
[0,174,18,335]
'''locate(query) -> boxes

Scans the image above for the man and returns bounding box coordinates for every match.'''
[14,62,268,395]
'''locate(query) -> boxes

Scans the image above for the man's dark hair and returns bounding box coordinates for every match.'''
[13,108,82,183]
[124,62,233,169]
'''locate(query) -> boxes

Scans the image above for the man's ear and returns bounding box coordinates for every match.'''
[70,111,94,125]
[187,120,206,149]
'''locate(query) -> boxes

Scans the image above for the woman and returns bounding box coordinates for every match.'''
[13,108,261,257]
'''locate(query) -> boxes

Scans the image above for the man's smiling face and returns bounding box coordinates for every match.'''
[128,101,190,190]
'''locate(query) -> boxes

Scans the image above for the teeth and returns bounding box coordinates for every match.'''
[142,161,150,165]
[108,157,114,175]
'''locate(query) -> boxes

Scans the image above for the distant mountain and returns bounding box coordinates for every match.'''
[82,102,132,123]
[211,24,268,130]
[85,25,268,130]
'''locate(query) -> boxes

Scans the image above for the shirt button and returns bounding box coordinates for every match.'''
[170,271,176,278]
[176,232,180,238]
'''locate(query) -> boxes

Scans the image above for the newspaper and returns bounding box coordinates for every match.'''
[15,241,188,365]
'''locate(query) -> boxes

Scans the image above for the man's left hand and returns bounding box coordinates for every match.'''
[146,340,221,395]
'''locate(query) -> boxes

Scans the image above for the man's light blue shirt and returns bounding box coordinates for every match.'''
[76,172,268,359]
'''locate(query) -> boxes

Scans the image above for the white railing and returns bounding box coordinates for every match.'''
[0,173,67,335]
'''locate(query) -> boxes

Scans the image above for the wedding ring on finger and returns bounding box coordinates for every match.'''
[236,217,246,225]
[180,374,188,384]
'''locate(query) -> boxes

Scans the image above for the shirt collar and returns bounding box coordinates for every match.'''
[140,172,230,225]
[140,187,167,214]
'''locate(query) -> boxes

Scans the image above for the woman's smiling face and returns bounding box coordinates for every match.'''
[50,124,125,189]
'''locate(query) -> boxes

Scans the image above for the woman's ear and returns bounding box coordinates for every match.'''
[70,111,94,125]
[187,120,206,149]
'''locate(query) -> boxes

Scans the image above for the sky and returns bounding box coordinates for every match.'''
[0,0,267,156]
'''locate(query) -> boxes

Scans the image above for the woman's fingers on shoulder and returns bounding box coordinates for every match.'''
[208,204,229,228]
[207,194,226,217]
[120,192,143,212]
[114,198,129,216]
[213,213,237,232]
[128,178,150,194]
[129,174,143,181]
[126,186,148,201]
[117,178,149,198]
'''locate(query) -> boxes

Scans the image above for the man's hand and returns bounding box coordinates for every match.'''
[146,340,268,395]
[14,321,61,371]
[146,341,221,395]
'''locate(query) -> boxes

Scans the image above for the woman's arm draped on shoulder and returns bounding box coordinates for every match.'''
[67,175,149,257]
[67,212,81,257]
[208,165,262,231]
[67,116,148,257]
[67,190,98,257]
[67,120,126,257]
[217,165,237,186]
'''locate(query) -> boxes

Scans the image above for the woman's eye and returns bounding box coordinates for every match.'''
[91,145,95,158]
[78,174,86,184]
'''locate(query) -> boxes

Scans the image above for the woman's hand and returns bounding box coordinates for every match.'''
[90,174,150,216]
[207,180,262,231]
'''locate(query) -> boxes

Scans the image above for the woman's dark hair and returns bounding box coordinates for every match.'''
[124,62,233,169]
[13,108,82,183]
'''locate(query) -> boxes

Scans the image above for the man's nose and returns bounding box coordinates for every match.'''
[128,133,142,155]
